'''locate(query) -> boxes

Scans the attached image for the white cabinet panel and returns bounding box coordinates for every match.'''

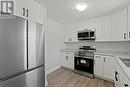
[61,52,74,69]
[96,16,111,41]
[111,8,127,41]
[94,55,114,81]
[104,56,114,80]
[70,24,79,42]
[114,59,130,87]
[79,19,96,31]
[64,24,78,43]
[64,25,72,42]
[14,0,23,17]
[14,0,45,24]
[94,55,104,77]
[128,4,130,40]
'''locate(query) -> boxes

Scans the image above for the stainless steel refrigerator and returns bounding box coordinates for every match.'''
[0,16,45,87]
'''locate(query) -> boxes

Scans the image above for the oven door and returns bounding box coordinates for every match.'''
[74,57,94,74]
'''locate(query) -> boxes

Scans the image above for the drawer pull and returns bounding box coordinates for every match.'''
[95,56,102,58]
[124,84,128,87]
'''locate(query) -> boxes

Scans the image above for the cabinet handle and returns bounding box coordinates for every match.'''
[124,84,128,87]
[66,56,69,60]
[129,32,130,39]
[23,8,25,16]
[115,71,118,81]
[95,56,102,58]
[124,33,127,39]
[104,57,106,62]
[26,9,29,17]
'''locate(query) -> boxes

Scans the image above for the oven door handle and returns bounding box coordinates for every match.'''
[74,56,93,59]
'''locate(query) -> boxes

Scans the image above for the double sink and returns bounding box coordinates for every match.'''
[120,58,130,68]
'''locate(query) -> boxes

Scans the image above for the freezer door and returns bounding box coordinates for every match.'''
[0,67,44,87]
[28,21,44,69]
[0,17,27,79]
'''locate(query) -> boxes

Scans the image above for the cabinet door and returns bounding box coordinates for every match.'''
[96,15,111,41]
[128,4,130,40]
[70,24,79,42]
[68,53,74,69]
[61,52,67,67]
[14,0,23,17]
[64,25,72,42]
[79,19,96,31]
[61,52,74,69]
[94,55,104,77]
[111,8,127,41]
[104,56,114,80]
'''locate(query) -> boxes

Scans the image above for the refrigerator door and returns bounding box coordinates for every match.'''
[0,67,44,87]
[36,23,44,66]
[28,21,44,69]
[0,17,27,79]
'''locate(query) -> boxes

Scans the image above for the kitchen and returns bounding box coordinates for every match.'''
[0,0,130,87]
[45,0,130,87]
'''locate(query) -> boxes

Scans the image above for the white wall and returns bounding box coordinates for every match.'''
[45,18,65,75]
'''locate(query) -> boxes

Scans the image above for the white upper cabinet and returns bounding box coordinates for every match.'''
[70,24,79,42]
[14,0,45,24]
[14,0,23,17]
[96,15,111,41]
[64,24,78,43]
[79,19,96,31]
[128,4,130,40]
[64,25,71,42]
[111,8,128,41]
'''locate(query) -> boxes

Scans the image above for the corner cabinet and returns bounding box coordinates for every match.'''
[60,51,74,70]
[13,0,46,24]
[94,55,114,81]
[114,59,130,87]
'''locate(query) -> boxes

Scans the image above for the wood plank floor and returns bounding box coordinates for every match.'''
[47,68,115,87]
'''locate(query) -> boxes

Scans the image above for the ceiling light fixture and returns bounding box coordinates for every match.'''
[76,1,88,11]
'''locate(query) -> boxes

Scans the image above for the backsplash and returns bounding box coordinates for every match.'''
[65,41,130,51]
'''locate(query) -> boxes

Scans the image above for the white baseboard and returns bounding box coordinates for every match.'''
[45,66,61,86]
[46,65,61,75]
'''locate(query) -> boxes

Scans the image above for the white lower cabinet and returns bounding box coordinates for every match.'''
[115,59,130,87]
[94,55,114,80]
[61,52,74,70]
[94,55,104,77]
[104,56,115,80]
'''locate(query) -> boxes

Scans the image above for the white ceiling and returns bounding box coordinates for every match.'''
[40,0,130,24]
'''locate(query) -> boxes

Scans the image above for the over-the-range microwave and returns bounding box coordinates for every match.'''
[78,29,96,40]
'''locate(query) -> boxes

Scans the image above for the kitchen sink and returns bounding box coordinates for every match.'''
[120,58,130,67]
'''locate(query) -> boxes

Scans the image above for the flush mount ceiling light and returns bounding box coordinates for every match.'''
[76,1,88,11]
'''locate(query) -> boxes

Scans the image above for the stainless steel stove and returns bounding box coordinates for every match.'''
[74,46,96,78]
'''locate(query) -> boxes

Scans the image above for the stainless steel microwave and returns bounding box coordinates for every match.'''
[78,29,95,40]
